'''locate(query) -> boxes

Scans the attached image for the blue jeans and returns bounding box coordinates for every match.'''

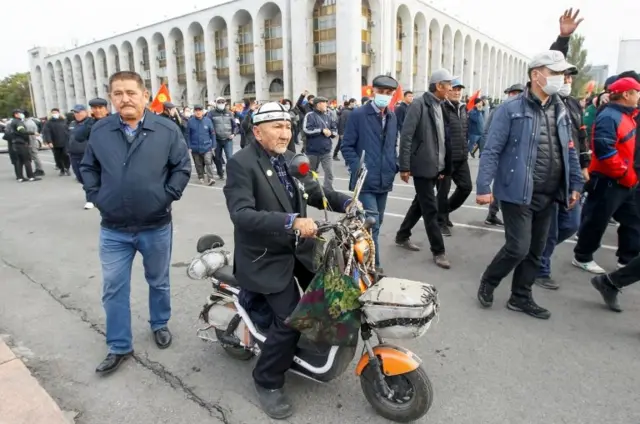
[215,140,234,176]
[99,223,173,354]
[538,203,581,278]
[358,192,388,268]
[468,135,482,153]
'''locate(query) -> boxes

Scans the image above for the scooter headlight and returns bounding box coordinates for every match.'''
[186,250,228,280]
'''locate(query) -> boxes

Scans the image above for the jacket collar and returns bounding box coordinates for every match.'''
[605,102,639,118]
[105,111,155,132]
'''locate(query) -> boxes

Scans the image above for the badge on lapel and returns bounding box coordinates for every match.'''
[266,170,273,177]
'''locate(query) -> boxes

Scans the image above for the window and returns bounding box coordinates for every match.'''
[223,84,231,96]
[269,78,284,93]
[215,30,228,49]
[175,39,184,56]
[194,35,205,53]
[240,52,254,65]
[314,40,336,54]
[142,46,150,69]
[158,44,166,60]
[244,81,256,95]
[216,56,229,68]
[266,48,283,61]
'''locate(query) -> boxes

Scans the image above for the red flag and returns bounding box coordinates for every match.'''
[149,84,171,113]
[388,84,403,112]
[466,90,481,112]
[361,85,373,98]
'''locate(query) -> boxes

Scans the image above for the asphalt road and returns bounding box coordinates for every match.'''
[0,143,639,424]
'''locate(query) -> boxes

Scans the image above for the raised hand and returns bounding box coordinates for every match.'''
[559,8,583,37]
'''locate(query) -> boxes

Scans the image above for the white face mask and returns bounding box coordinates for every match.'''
[558,83,572,97]
[216,103,225,111]
[17,113,25,120]
[539,73,564,96]
[51,113,60,119]
[283,104,290,111]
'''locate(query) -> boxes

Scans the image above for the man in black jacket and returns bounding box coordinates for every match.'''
[333,98,355,160]
[438,80,473,236]
[42,108,70,176]
[396,69,453,269]
[81,71,191,376]
[223,102,352,419]
[395,90,414,133]
[5,109,39,182]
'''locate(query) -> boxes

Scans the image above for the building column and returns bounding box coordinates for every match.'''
[31,73,46,117]
[184,37,198,106]
[336,0,362,102]
[228,31,242,102]
[166,34,179,99]
[64,68,75,110]
[74,64,86,105]
[42,68,55,112]
[95,56,107,101]
[290,0,316,98]
[281,0,292,100]
[148,43,160,96]
[120,48,131,71]
[402,31,414,90]
[253,18,268,101]
[204,32,218,103]
[82,59,96,101]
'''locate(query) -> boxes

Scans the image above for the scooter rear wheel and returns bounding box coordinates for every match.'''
[359,363,433,423]
[214,328,255,361]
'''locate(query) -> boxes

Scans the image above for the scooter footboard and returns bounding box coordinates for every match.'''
[355,343,422,377]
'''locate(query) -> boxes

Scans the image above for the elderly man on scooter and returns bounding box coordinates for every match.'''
[223,102,356,420]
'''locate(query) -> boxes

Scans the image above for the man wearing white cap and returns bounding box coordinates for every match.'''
[223,102,354,419]
[475,50,583,320]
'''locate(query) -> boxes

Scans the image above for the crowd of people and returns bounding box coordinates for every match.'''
[2,7,639,421]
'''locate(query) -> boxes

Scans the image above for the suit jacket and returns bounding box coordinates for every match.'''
[223,142,351,294]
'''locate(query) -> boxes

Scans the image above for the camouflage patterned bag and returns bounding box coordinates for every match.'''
[286,238,362,346]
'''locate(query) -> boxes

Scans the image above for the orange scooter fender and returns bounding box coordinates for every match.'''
[355,343,422,377]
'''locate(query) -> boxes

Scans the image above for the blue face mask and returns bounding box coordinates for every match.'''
[373,94,391,108]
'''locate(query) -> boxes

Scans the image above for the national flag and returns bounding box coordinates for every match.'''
[149,84,171,113]
[388,84,403,112]
[466,90,481,112]
[361,85,373,98]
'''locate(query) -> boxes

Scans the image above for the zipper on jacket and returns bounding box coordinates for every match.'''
[524,112,538,203]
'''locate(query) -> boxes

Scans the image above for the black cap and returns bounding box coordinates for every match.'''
[372,75,399,90]
[617,70,640,84]
[504,83,525,94]
[13,108,24,115]
[163,101,175,109]
[193,104,204,110]
[88,97,108,107]
[314,96,328,103]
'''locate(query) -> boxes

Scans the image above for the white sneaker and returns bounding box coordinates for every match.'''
[84,202,95,210]
[572,258,606,274]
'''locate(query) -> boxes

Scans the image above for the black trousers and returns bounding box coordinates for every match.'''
[488,198,501,217]
[396,176,445,255]
[13,143,34,180]
[52,146,70,171]
[253,260,315,390]
[437,160,473,226]
[574,176,640,264]
[481,198,555,299]
[333,136,342,157]
[609,254,640,288]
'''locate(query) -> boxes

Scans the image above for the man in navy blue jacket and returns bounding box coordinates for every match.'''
[81,71,191,375]
[187,105,216,185]
[341,75,400,273]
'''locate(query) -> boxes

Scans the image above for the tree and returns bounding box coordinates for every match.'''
[566,34,592,97]
[0,73,32,118]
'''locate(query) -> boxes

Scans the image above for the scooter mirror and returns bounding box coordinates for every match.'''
[196,234,225,253]
[288,154,311,179]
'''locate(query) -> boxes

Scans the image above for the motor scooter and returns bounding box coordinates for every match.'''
[187,153,440,423]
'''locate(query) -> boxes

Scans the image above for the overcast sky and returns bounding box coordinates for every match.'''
[3,0,639,79]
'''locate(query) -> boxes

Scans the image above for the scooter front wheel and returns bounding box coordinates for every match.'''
[359,363,433,423]
[214,328,255,361]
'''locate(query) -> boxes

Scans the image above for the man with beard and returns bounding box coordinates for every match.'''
[223,102,353,419]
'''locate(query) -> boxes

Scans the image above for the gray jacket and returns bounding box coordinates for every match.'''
[208,109,235,141]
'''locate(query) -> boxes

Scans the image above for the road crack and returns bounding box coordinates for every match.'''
[1,258,230,424]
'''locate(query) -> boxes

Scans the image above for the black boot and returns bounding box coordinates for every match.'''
[153,327,172,349]
[506,296,551,319]
[254,383,293,419]
[95,352,133,375]
[591,275,622,312]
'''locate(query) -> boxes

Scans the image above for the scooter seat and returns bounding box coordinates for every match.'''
[213,265,239,286]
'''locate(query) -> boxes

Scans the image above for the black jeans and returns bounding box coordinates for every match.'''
[69,154,84,183]
[437,160,473,226]
[333,136,342,157]
[253,260,314,390]
[52,146,70,171]
[609,254,640,288]
[396,177,445,255]
[481,198,555,299]
[488,198,501,217]
[574,176,640,264]
[13,143,34,180]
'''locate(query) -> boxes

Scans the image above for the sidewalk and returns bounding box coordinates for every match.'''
[0,340,71,424]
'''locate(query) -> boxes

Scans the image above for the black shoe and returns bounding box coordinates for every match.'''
[254,383,293,420]
[477,280,494,308]
[218,175,225,181]
[58,170,65,176]
[591,275,622,312]
[440,225,452,237]
[446,219,454,228]
[34,169,45,177]
[153,327,172,349]
[485,215,504,226]
[506,297,551,319]
[64,169,71,176]
[534,277,560,290]
[395,238,420,251]
[95,352,133,375]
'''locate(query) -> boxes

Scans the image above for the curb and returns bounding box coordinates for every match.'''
[0,340,72,424]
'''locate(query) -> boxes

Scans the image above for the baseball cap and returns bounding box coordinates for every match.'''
[528,50,576,74]
[452,79,465,88]
[608,77,640,94]
[72,104,87,112]
[429,69,457,85]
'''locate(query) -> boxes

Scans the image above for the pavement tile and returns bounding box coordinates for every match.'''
[0,358,69,424]
[0,341,16,365]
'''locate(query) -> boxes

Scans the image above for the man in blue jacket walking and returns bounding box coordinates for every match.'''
[81,71,191,375]
[475,51,583,320]
[341,75,400,274]
[303,96,337,191]
[187,105,216,185]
